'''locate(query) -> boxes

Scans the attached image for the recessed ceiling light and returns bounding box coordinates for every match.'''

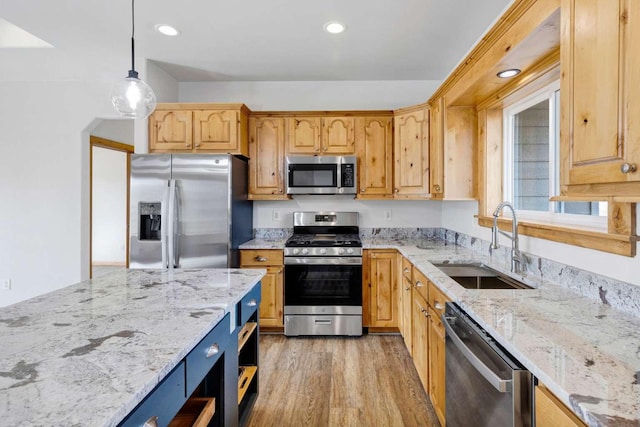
[155,24,180,36]
[324,21,346,34]
[497,68,521,78]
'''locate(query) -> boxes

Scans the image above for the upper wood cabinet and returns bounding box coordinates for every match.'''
[561,0,640,195]
[286,116,355,155]
[248,117,289,200]
[394,106,430,198]
[149,104,249,156]
[355,116,394,198]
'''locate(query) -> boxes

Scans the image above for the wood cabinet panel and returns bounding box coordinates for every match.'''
[365,250,398,328]
[322,117,356,154]
[412,266,429,302]
[240,250,284,328]
[149,110,193,151]
[428,307,446,427]
[561,0,640,190]
[356,116,393,198]
[194,110,238,151]
[393,108,430,198]
[401,267,413,354]
[248,117,288,199]
[535,384,587,427]
[287,117,322,154]
[412,290,430,390]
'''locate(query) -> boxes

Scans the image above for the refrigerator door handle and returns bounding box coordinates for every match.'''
[161,180,171,268]
[173,180,181,268]
[167,179,177,269]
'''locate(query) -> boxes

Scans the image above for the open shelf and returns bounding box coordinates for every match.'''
[169,397,215,427]
[238,366,258,405]
[238,322,257,354]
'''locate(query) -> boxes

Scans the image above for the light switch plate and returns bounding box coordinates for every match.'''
[1,279,11,290]
[384,210,392,221]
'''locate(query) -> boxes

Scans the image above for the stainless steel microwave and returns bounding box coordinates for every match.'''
[285,155,357,195]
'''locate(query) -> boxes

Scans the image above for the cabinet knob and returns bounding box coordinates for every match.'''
[403,268,409,273]
[255,256,268,262]
[434,302,443,310]
[434,184,441,192]
[621,163,637,174]
[185,143,190,147]
[361,189,365,193]
[143,416,159,427]
[394,188,399,193]
[405,286,411,291]
[323,146,328,152]
[247,299,258,307]
[316,148,320,152]
[206,343,219,358]
[415,280,423,287]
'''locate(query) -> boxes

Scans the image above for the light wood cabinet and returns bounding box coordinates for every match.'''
[286,116,355,155]
[364,250,398,328]
[535,384,587,427]
[560,0,640,194]
[427,281,448,426]
[240,250,284,328]
[400,257,414,353]
[149,104,249,156]
[412,288,430,390]
[355,116,394,198]
[393,106,430,198]
[248,117,289,200]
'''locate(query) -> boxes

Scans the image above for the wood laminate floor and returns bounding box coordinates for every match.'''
[245,334,441,427]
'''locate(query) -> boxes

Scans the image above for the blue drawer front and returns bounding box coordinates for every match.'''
[119,361,186,427]
[239,282,261,326]
[185,313,231,396]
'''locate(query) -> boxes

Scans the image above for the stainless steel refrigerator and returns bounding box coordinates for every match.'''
[129,154,253,269]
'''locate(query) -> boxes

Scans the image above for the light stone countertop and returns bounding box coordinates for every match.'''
[0,268,265,427]
[240,237,640,427]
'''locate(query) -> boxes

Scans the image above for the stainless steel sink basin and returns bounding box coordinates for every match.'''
[432,263,532,290]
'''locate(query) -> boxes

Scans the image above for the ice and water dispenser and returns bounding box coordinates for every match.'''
[139,202,162,241]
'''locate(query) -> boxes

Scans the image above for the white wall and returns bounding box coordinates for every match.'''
[0,59,178,308]
[441,201,640,286]
[255,198,442,229]
[179,80,439,110]
[92,147,127,264]
[91,120,135,146]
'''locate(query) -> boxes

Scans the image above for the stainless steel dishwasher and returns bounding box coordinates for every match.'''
[443,303,533,427]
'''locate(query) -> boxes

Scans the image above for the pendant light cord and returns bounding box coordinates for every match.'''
[130,0,136,74]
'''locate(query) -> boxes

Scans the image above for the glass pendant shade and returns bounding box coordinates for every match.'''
[111,70,156,119]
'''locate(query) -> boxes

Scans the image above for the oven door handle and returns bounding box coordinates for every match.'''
[442,315,512,393]
[284,257,362,265]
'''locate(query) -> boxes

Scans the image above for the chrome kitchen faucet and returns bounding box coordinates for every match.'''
[491,201,521,274]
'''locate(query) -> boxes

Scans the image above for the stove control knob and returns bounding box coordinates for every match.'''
[292,248,300,255]
[347,248,354,254]
[338,248,345,255]
[301,248,309,255]
[319,248,327,255]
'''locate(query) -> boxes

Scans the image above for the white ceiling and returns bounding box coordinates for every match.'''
[0,0,513,82]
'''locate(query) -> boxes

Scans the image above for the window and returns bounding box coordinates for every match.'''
[503,81,607,226]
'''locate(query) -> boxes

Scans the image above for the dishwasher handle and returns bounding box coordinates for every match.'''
[442,315,512,393]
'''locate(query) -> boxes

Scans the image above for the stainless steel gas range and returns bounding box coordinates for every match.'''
[283,211,363,336]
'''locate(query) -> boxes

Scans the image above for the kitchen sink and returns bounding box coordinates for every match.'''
[432,263,532,290]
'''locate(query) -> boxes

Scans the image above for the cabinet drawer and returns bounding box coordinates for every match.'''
[120,361,186,427]
[413,268,429,302]
[401,257,413,282]
[428,281,448,320]
[238,283,261,326]
[185,314,231,396]
[240,250,284,266]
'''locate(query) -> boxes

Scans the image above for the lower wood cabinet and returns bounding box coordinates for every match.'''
[411,288,430,389]
[400,257,413,353]
[428,306,446,426]
[535,384,587,427]
[364,250,398,328]
[240,250,284,328]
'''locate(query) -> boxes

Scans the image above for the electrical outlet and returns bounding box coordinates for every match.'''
[272,210,280,221]
[1,279,11,290]
[384,210,392,221]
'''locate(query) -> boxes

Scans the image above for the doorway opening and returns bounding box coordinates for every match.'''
[90,135,133,278]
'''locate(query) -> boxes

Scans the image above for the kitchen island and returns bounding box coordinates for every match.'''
[0,268,265,426]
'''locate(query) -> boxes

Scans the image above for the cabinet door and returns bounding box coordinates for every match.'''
[561,0,640,187]
[248,117,288,199]
[428,308,446,426]
[368,250,398,328]
[535,385,587,427]
[258,266,284,327]
[430,97,445,196]
[287,117,321,154]
[322,117,356,154]
[411,291,430,390]
[193,110,238,152]
[149,110,193,151]
[401,273,413,354]
[356,117,393,198]
[394,109,430,197]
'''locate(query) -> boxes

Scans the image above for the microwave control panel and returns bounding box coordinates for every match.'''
[341,164,355,187]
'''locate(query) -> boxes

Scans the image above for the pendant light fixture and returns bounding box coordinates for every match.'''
[110,0,156,119]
